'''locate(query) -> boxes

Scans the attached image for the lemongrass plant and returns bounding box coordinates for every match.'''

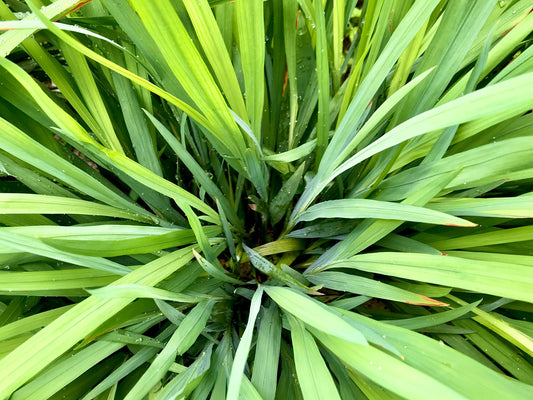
[1,0,533,399]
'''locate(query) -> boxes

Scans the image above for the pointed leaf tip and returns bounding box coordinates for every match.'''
[404,295,449,307]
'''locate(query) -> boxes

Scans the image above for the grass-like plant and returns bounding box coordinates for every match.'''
[1,0,533,399]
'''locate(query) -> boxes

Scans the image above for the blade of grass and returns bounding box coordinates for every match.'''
[0,0,92,56]
[296,198,476,227]
[308,271,448,306]
[0,230,132,275]
[0,247,196,397]
[314,0,330,165]
[0,269,117,297]
[243,245,318,294]
[182,0,248,120]
[60,44,124,153]
[386,300,481,330]
[128,0,247,160]
[154,344,214,400]
[264,286,367,345]
[86,283,206,303]
[330,253,533,304]
[227,287,263,400]
[287,314,341,400]
[312,329,466,400]
[448,294,533,358]
[0,193,152,222]
[251,303,281,400]
[123,300,215,400]
[145,111,238,226]
[340,308,533,399]
[235,0,265,140]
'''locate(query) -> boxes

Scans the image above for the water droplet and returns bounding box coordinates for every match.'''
[498,1,506,7]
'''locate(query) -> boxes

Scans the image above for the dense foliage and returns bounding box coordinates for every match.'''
[1,0,533,399]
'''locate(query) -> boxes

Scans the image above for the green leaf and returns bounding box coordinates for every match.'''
[34,224,220,257]
[12,341,125,400]
[0,0,91,56]
[308,271,448,306]
[154,344,213,400]
[81,325,177,400]
[128,0,247,160]
[242,244,317,294]
[377,233,442,255]
[264,286,367,345]
[335,309,533,400]
[145,111,238,226]
[1,1,533,398]
[86,283,205,303]
[0,269,117,296]
[0,247,196,397]
[0,305,74,342]
[313,0,330,164]
[330,253,533,303]
[262,141,316,163]
[123,300,215,400]
[448,295,533,359]
[60,45,124,153]
[291,0,442,218]
[429,226,533,250]
[386,300,482,330]
[379,138,533,201]
[97,330,164,349]
[0,115,149,218]
[235,0,265,139]
[193,249,242,285]
[251,303,281,400]
[312,330,467,400]
[181,0,247,120]
[282,0,299,148]
[294,70,533,220]
[0,230,132,275]
[427,196,533,218]
[227,287,263,400]
[270,162,306,225]
[287,314,341,400]
[335,70,533,186]
[296,199,477,226]
[0,193,152,222]
[104,148,219,222]
[305,170,461,271]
